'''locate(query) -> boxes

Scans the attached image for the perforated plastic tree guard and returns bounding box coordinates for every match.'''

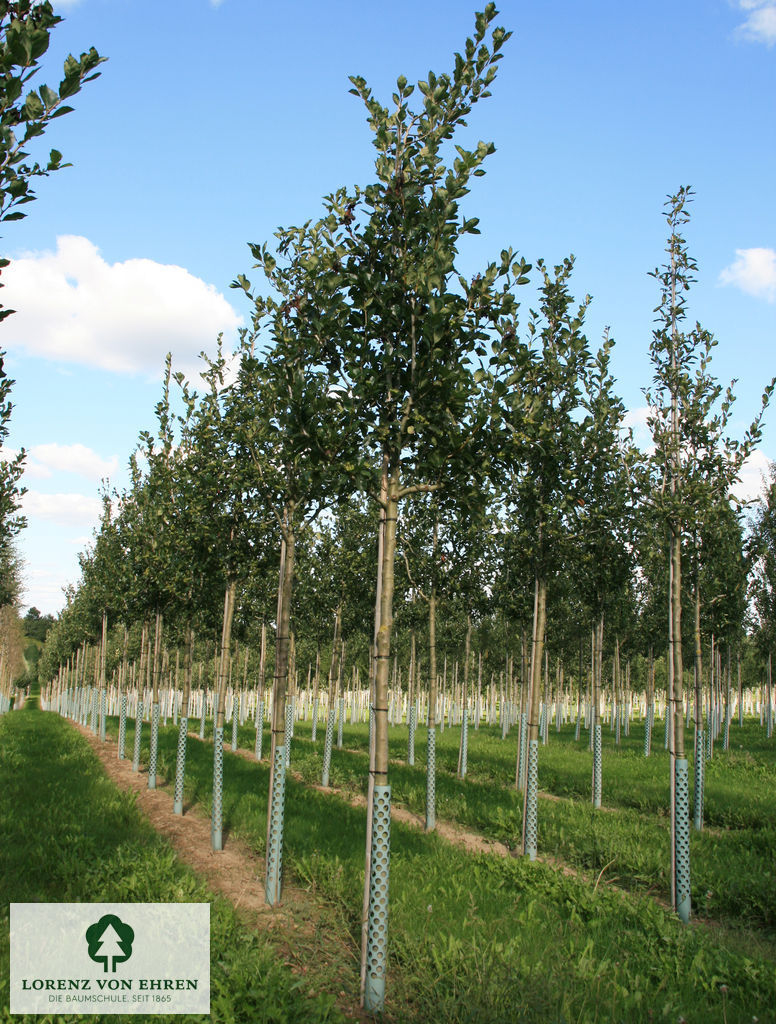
[460,707,469,778]
[525,739,539,860]
[519,712,528,791]
[173,716,188,815]
[148,702,160,790]
[265,743,287,906]
[311,697,319,742]
[255,699,264,761]
[364,785,391,1014]
[284,702,293,768]
[322,706,336,787]
[593,723,602,809]
[132,700,143,773]
[337,696,345,749]
[408,703,416,766]
[231,694,239,751]
[211,726,224,851]
[118,695,127,760]
[675,757,691,924]
[425,727,436,831]
[644,703,652,757]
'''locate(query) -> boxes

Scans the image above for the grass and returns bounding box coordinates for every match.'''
[106,707,776,1023]
[220,714,776,937]
[0,705,346,1024]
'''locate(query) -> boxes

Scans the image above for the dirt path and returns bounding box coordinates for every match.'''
[72,722,370,1024]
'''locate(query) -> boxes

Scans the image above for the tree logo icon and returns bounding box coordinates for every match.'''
[85,914,135,973]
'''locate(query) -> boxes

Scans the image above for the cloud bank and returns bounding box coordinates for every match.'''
[719,247,776,301]
[28,443,119,481]
[22,491,102,529]
[2,236,243,376]
[735,2,776,45]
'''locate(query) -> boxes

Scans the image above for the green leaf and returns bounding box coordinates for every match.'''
[22,92,44,120]
[39,84,59,110]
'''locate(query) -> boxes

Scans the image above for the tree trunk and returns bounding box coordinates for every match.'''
[362,464,397,1013]
[148,611,163,790]
[457,616,472,778]
[692,577,705,831]
[426,564,438,831]
[321,603,342,786]
[669,524,690,922]
[592,612,603,807]
[174,623,193,815]
[522,575,547,858]
[211,581,236,850]
[266,512,296,903]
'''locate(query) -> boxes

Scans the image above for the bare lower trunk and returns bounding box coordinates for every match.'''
[182,624,193,717]
[428,583,437,727]
[373,472,398,785]
[521,575,547,854]
[215,584,237,728]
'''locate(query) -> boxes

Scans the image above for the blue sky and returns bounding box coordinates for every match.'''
[1,0,775,614]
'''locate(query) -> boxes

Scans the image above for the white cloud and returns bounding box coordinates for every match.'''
[0,445,50,480]
[731,448,773,503]
[718,248,776,301]
[2,236,243,376]
[622,406,655,453]
[734,1,776,45]
[23,460,52,480]
[29,443,119,481]
[22,490,102,529]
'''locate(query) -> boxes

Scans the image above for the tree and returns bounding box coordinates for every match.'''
[229,247,349,890]
[644,185,773,922]
[491,256,592,858]
[256,6,524,1010]
[575,332,637,801]
[0,351,24,595]
[749,462,776,738]
[1,1,105,597]
[22,604,54,641]
[1,1,105,245]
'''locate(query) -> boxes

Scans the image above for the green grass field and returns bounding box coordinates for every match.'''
[0,705,346,1024]
[79,704,776,1024]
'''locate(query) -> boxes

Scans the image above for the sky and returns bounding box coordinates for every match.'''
[1,0,775,615]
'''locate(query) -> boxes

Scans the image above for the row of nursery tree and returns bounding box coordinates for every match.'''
[7,5,776,1013]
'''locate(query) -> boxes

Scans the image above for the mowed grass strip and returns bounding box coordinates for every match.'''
[115,714,776,1024]
[0,707,346,1024]
[221,715,776,937]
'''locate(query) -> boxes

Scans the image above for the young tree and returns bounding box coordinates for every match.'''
[252,6,525,1010]
[749,462,776,736]
[575,333,637,805]
[231,232,351,899]
[644,186,773,922]
[491,256,592,859]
